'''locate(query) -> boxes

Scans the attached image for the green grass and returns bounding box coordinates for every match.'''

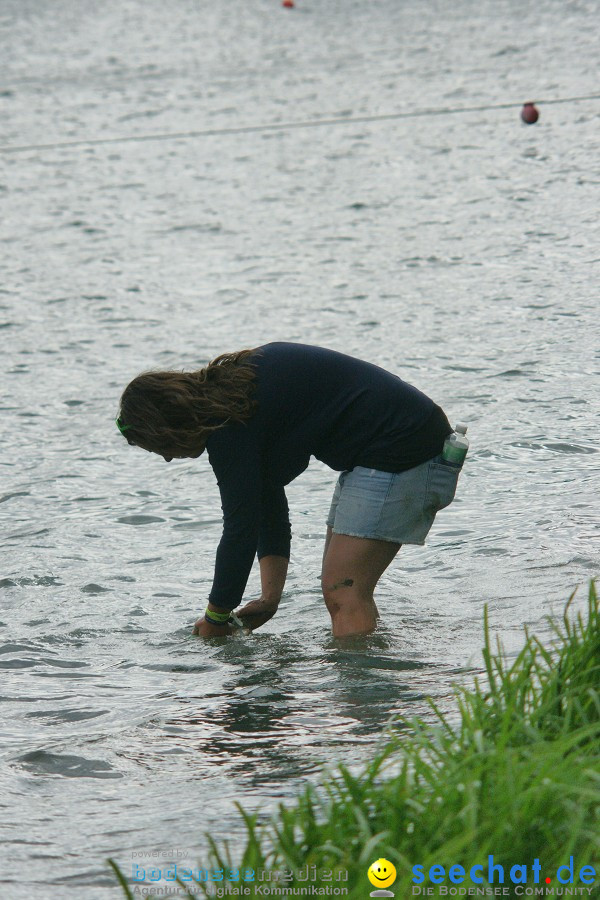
[110,581,600,898]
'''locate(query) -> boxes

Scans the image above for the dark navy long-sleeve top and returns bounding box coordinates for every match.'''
[206,343,450,609]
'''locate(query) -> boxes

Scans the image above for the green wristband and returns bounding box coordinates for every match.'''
[204,606,231,625]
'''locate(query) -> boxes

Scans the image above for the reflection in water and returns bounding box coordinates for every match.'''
[152,630,460,793]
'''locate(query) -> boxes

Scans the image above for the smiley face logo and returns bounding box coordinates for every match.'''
[368,858,397,889]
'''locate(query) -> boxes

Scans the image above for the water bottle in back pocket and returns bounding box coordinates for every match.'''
[442,423,469,466]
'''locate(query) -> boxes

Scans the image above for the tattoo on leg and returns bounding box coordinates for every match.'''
[328,578,354,591]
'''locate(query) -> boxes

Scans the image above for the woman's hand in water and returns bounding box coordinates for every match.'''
[235,596,280,630]
[237,555,287,631]
[192,617,232,637]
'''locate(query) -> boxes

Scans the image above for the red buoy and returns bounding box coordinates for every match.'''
[282,0,295,7]
[521,102,539,124]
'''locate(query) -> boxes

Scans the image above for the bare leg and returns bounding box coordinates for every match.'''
[322,525,334,571]
[321,532,401,637]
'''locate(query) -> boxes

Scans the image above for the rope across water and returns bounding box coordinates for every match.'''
[1,92,599,155]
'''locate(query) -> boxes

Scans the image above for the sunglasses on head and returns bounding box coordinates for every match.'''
[115,415,131,435]
[116,417,137,447]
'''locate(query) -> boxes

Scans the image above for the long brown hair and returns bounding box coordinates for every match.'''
[117,348,260,455]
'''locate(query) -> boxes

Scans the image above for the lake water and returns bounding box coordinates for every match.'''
[1,0,599,896]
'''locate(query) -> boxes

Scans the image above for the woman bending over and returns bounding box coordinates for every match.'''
[116,342,463,637]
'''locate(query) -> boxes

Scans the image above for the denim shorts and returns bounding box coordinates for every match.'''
[326,455,461,545]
